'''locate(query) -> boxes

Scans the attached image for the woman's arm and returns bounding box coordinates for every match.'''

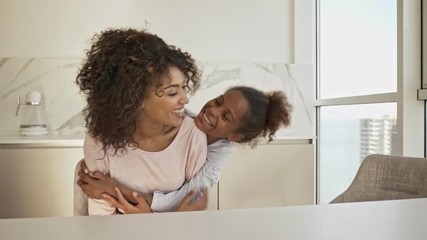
[83,134,121,215]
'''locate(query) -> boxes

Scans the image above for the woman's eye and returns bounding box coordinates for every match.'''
[167,92,178,96]
[182,86,190,93]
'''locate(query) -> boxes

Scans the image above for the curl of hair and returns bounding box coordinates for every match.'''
[230,86,293,148]
[76,28,201,154]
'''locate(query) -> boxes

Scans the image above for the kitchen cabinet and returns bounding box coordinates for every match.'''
[0,146,83,218]
[218,140,315,209]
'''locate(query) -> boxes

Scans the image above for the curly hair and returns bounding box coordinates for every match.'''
[76,28,201,153]
[228,86,293,147]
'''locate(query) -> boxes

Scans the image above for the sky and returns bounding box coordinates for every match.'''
[319,0,397,98]
[319,0,397,118]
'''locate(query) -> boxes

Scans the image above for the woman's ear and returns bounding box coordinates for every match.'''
[140,101,145,109]
[227,133,245,142]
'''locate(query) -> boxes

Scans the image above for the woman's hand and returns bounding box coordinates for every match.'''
[77,161,118,199]
[175,188,208,212]
[103,187,152,214]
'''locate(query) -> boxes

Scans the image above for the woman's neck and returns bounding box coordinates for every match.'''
[133,118,178,151]
[135,122,176,138]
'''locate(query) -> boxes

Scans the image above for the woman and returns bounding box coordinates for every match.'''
[76,28,208,215]
[78,86,293,213]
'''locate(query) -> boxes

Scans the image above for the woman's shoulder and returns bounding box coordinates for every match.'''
[163,116,206,155]
[182,115,196,128]
[83,133,99,150]
[178,116,206,140]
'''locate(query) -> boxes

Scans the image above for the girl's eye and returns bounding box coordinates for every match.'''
[167,92,178,96]
[223,113,230,122]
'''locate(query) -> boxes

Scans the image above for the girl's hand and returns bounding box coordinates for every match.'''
[77,161,117,199]
[175,188,208,212]
[103,187,152,214]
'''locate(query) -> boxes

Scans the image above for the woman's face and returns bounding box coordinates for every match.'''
[140,66,189,128]
[195,90,249,142]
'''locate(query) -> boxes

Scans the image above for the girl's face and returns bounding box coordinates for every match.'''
[195,90,249,142]
[140,66,189,128]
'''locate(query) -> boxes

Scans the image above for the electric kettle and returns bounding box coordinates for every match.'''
[15,91,49,136]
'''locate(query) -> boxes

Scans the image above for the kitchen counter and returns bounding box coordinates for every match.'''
[0,134,314,148]
[0,134,84,148]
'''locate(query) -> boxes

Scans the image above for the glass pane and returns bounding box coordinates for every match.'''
[319,0,397,98]
[319,103,396,203]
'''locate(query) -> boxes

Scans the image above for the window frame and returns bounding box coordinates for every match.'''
[314,0,424,204]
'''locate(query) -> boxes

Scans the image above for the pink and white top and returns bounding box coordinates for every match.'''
[84,116,207,215]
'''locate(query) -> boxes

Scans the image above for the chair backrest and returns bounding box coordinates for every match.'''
[73,159,88,216]
[330,154,427,204]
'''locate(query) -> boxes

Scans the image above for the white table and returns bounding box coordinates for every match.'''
[1,198,426,240]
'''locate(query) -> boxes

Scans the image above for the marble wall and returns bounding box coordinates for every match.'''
[0,58,314,139]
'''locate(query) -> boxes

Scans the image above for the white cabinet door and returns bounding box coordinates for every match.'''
[206,184,218,210]
[218,142,315,209]
[0,148,83,218]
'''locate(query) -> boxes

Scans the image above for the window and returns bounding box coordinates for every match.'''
[317,0,398,203]
[319,103,396,202]
[319,0,397,98]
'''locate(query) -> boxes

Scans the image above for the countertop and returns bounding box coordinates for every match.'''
[0,133,315,148]
[0,134,84,148]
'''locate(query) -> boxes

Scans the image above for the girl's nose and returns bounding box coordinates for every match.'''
[209,105,220,117]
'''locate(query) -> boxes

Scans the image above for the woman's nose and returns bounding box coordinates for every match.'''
[179,92,189,104]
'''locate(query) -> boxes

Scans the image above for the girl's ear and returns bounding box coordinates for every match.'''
[140,101,145,109]
[227,133,245,142]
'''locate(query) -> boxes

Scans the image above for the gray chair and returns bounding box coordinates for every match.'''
[330,154,427,203]
[73,159,88,216]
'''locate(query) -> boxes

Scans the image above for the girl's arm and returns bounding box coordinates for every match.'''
[150,139,232,212]
[78,161,153,204]
[78,139,232,213]
[102,187,208,213]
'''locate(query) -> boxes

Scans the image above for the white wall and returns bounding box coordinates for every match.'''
[0,0,293,62]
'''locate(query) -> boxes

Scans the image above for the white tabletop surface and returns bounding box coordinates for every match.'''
[1,198,426,240]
